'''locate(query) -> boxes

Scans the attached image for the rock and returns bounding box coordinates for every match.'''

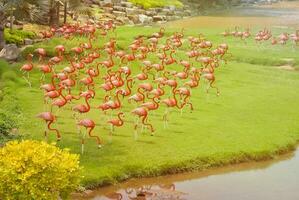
[116,16,130,24]
[153,15,166,22]
[113,5,126,12]
[0,44,21,61]
[126,7,139,15]
[128,15,140,24]
[138,14,153,24]
[112,11,126,17]
[145,10,156,16]
[120,1,133,8]
[184,9,192,16]
[101,0,113,7]
[103,7,113,13]
[166,15,177,21]
[24,38,33,45]
[101,13,117,19]
[174,11,184,17]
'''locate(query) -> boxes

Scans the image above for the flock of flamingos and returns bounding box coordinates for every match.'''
[20,21,298,154]
[221,26,299,45]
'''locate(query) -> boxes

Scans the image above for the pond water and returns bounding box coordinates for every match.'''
[73,148,299,200]
[167,2,299,28]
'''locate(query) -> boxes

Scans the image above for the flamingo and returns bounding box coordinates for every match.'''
[20,54,34,87]
[131,107,154,139]
[36,112,61,141]
[77,119,102,154]
[107,112,125,140]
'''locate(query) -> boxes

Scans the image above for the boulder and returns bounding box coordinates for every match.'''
[103,7,113,13]
[145,10,156,16]
[126,7,139,15]
[153,15,166,22]
[101,0,113,7]
[24,38,34,45]
[120,1,133,8]
[112,11,126,17]
[0,44,20,61]
[138,14,153,25]
[116,16,130,24]
[113,5,126,12]
[127,15,140,24]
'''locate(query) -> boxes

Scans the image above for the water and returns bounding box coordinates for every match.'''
[167,2,299,28]
[73,148,299,200]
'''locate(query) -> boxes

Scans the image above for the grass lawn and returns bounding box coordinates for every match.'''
[9,26,299,187]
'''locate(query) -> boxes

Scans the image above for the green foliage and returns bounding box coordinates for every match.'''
[4,29,36,46]
[0,59,11,76]
[0,140,82,200]
[129,0,183,9]
[0,92,22,144]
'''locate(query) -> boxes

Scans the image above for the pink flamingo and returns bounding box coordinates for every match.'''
[131,107,154,139]
[20,54,34,87]
[77,119,102,154]
[36,112,61,141]
[107,112,125,140]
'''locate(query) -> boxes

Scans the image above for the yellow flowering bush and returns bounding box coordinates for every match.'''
[0,140,82,200]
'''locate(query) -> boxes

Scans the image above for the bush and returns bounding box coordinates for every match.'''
[1,71,19,82]
[129,0,183,9]
[0,140,82,200]
[4,29,36,46]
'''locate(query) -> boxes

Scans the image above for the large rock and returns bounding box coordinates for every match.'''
[113,5,126,12]
[153,15,166,22]
[24,38,34,45]
[101,0,113,7]
[127,15,140,24]
[112,11,126,17]
[126,7,139,15]
[145,10,157,16]
[0,44,20,61]
[103,7,113,13]
[120,1,133,8]
[138,14,153,25]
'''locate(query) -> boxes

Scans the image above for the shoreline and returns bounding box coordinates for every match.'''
[76,140,298,193]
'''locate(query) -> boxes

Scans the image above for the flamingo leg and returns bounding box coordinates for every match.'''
[134,117,140,141]
[44,122,48,142]
[109,124,113,144]
[22,72,31,88]
[81,128,86,154]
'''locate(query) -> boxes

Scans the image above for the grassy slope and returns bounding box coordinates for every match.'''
[15,26,299,187]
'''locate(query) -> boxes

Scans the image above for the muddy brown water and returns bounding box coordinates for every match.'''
[73,148,299,200]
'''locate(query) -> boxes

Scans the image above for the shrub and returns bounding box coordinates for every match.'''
[1,71,19,82]
[4,29,36,46]
[0,140,82,200]
[129,0,183,9]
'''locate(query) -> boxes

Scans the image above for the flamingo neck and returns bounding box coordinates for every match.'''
[137,88,145,99]
[85,96,91,111]
[118,114,124,125]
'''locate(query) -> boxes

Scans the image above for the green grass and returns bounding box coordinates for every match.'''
[12,26,299,187]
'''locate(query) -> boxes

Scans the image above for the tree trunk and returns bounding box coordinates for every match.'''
[9,12,13,32]
[0,24,5,50]
[49,1,59,27]
[0,9,6,50]
[64,1,67,24]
